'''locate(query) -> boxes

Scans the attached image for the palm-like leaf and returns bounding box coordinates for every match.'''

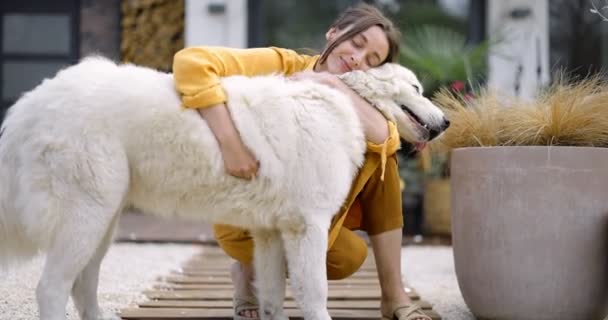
[400,25,490,95]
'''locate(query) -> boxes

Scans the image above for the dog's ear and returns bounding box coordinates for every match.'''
[339,67,399,100]
[366,63,396,81]
[372,63,425,97]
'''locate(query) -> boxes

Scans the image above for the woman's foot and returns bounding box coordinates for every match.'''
[231,261,259,319]
[380,290,430,320]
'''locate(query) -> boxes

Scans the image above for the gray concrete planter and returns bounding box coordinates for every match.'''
[451,146,608,320]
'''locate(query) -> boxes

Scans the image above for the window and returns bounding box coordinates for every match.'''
[0,0,80,119]
[549,0,606,79]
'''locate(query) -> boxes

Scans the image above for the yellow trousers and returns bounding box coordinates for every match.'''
[213,207,368,280]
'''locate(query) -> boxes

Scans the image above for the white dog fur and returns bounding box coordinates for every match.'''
[0,57,447,320]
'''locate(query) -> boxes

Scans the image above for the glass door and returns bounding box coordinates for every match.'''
[0,0,80,119]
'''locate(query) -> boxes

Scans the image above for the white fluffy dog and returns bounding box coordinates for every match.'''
[0,57,448,320]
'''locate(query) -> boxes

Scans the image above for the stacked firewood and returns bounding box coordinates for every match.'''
[121,0,184,71]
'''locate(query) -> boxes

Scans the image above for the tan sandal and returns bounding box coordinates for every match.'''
[382,304,432,320]
[233,294,259,320]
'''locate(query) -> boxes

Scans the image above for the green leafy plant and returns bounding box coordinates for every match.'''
[400,25,490,96]
[389,2,467,34]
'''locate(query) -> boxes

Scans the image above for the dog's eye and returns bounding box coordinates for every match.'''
[412,84,420,94]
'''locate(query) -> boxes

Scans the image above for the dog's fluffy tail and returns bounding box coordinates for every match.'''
[0,180,41,272]
[0,56,125,272]
[0,223,40,272]
[0,101,42,273]
[0,152,42,272]
[0,56,122,272]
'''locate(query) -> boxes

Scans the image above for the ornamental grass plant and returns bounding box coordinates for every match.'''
[431,75,608,151]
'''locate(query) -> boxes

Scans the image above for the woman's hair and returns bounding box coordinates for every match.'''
[318,3,401,65]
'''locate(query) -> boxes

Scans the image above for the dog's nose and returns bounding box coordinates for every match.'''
[429,118,450,140]
[442,118,451,130]
[429,128,440,140]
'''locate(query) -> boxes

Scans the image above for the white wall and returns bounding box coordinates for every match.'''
[185,0,247,48]
[487,0,549,100]
[438,0,470,19]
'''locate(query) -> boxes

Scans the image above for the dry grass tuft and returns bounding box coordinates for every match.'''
[430,88,502,152]
[430,76,608,151]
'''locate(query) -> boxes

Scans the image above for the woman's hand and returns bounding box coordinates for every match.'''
[198,104,259,180]
[220,137,259,180]
[290,71,389,144]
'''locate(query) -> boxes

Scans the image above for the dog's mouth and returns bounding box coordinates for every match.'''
[400,104,430,150]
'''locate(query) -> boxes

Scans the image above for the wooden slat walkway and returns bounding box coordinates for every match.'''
[120,246,441,319]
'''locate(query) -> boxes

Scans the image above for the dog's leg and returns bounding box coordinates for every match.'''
[282,220,331,320]
[251,229,288,320]
[71,212,122,320]
[36,144,128,320]
[36,206,121,320]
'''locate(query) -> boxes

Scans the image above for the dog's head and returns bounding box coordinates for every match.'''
[339,63,449,148]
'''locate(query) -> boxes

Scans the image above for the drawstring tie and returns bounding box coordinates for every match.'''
[366,121,400,181]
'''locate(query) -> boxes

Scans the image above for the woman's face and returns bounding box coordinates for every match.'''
[319,25,390,74]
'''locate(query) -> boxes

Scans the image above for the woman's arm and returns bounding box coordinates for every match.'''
[173,46,317,179]
[198,104,259,179]
[173,46,316,109]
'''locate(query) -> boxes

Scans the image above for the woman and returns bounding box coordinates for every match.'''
[172,4,430,320]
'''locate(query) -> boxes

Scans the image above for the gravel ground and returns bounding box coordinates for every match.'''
[402,246,475,320]
[0,243,200,320]
[0,243,473,320]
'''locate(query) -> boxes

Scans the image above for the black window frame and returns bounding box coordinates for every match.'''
[0,0,80,117]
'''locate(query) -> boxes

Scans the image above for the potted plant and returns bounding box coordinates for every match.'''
[432,77,608,320]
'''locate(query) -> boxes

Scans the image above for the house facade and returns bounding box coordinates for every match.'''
[1,0,605,117]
